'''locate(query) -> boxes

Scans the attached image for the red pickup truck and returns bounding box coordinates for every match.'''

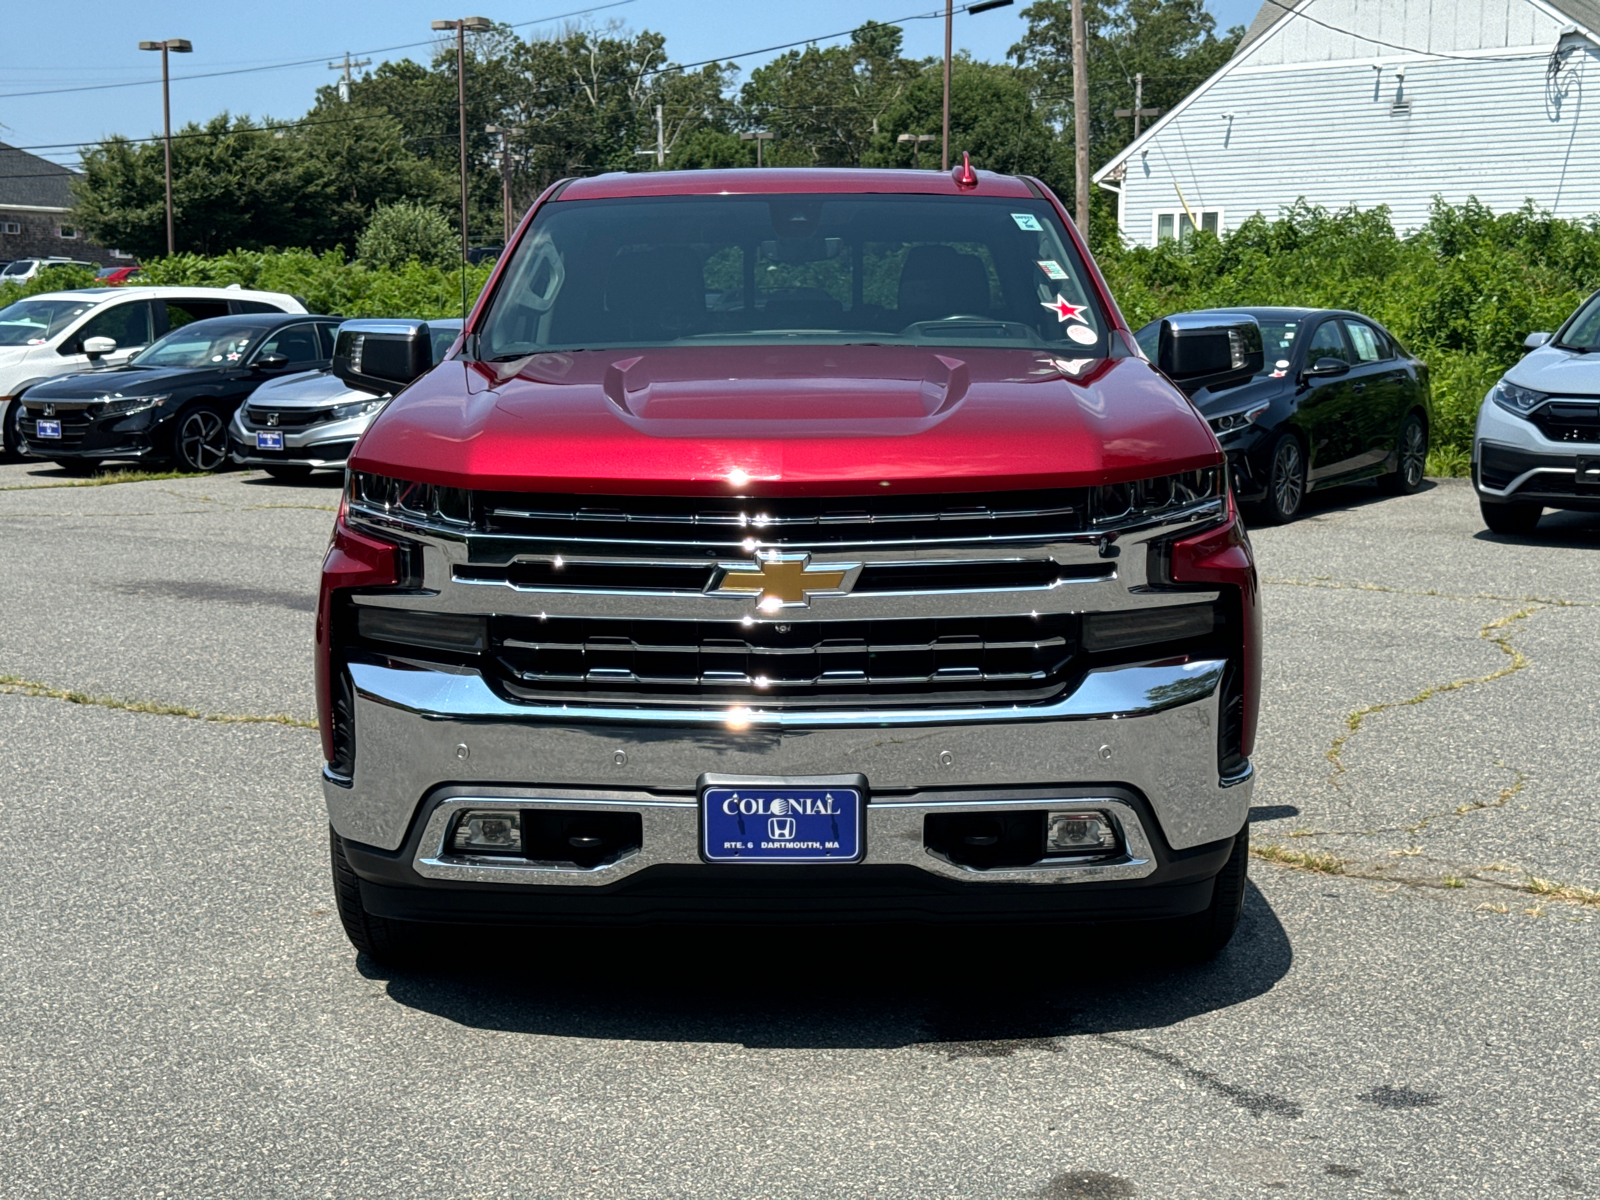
[317,165,1264,965]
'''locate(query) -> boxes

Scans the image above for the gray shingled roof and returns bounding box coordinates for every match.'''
[0,143,79,210]
[1235,0,1600,58]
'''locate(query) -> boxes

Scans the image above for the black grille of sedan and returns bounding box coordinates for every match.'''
[242,406,330,428]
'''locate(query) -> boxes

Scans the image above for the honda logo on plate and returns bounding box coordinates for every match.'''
[767,816,796,841]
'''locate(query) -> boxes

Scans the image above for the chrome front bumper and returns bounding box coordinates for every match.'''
[228,408,373,468]
[325,655,1250,887]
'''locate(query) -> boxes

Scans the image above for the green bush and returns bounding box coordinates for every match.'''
[1097,198,1600,470]
[355,200,458,271]
[0,264,104,307]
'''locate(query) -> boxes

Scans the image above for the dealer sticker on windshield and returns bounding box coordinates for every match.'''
[1036,259,1070,280]
[35,420,61,439]
[256,431,284,450]
[1011,213,1043,231]
[702,786,863,864]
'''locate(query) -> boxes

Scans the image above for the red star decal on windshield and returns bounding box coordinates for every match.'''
[1041,294,1088,324]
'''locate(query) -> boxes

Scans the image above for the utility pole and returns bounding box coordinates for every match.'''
[633,104,665,168]
[1114,73,1161,140]
[1071,0,1090,233]
[327,51,371,103]
[740,129,774,167]
[137,37,192,257]
[486,124,524,245]
[431,17,491,318]
[942,0,1012,173]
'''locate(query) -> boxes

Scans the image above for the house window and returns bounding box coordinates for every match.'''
[1153,209,1222,244]
[1,222,19,235]
[58,226,78,239]
[111,249,134,260]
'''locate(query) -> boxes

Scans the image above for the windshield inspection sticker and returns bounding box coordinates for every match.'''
[1036,259,1070,280]
[1041,294,1088,324]
[1276,359,1290,369]
[1067,324,1098,346]
[1011,213,1043,231]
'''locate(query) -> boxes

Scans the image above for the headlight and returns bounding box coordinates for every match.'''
[331,398,387,421]
[97,393,168,415]
[1207,402,1269,435]
[1491,379,1548,415]
[1091,466,1224,527]
[349,471,473,526]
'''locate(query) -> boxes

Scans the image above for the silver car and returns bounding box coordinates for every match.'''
[228,318,462,479]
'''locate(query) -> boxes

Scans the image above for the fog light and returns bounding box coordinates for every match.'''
[1046,811,1118,855]
[452,810,522,854]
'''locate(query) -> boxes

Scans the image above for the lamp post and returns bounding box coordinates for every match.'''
[897,132,936,169]
[137,38,192,256]
[942,0,1012,172]
[485,124,523,246]
[740,130,774,168]
[431,16,492,316]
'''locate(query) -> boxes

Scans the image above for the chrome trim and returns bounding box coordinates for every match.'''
[410,792,1156,886]
[1476,465,1576,498]
[1219,760,1254,788]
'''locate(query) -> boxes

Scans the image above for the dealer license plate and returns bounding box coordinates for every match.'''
[256,431,284,450]
[35,419,61,439]
[702,786,863,863]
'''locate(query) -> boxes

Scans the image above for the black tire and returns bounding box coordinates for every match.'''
[1253,432,1306,525]
[54,458,101,476]
[171,404,230,472]
[1378,412,1428,495]
[1163,828,1249,963]
[1,399,22,459]
[1480,499,1542,536]
[264,465,313,482]
[330,827,426,965]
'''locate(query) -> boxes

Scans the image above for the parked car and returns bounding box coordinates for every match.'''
[320,166,1265,966]
[0,257,100,284]
[1473,292,1600,534]
[228,318,463,479]
[95,266,145,286]
[0,285,308,457]
[17,313,342,472]
[1135,307,1432,523]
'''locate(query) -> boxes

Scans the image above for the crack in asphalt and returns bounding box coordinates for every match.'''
[0,673,316,730]
[1263,576,1596,609]
[1095,1034,1304,1119]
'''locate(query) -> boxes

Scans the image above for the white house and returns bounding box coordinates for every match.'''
[1093,0,1600,245]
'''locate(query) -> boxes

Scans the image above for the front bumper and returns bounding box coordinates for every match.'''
[1474,396,1600,510]
[327,654,1250,918]
[228,408,371,469]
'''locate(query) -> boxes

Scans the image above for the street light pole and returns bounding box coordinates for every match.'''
[739,130,774,167]
[432,17,491,317]
[942,1,1013,173]
[897,132,936,169]
[137,38,192,256]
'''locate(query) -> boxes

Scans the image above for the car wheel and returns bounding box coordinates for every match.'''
[1254,432,1305,525]
[172,405,229,472]
[330,828,427,966]
[54,458,101,476]
[1480,500,1542,535]
[1,400,22,459]
[1166,827,1248,963]
[264,465,313,482]
[1378,413,1427,495]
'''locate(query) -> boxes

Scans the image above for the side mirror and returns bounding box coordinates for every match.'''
[332,319,434,397]
[1303,356,1350,379]
[1523,331,1551,351]
[83,336,117,359]
[1155,312,1264,397]
[255,353,290,372]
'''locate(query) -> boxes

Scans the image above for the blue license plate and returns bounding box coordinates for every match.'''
[35,419,61,439]
[702,786,863,863]
[256,431,284,450]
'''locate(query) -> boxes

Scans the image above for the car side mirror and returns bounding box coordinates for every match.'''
[255,353,290,372]
[1302,356,1350,379]
[332,319,435,396]
[1155,312,1264,397]
[1523,331,1551,351]
[82,336,117,359]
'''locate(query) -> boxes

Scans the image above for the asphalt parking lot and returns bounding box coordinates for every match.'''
[1,460,1595,1199]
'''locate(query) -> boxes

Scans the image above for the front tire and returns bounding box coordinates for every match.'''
[171,405,229,472]
[1,400,22,459]
[1480,499,1542,535]
[1254,432,1306,525]
[1168,828,1248,963]
[330,828,426,966]
[1378,413,1427,495]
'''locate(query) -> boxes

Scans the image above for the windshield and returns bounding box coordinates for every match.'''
[131,320,264,368]
[476,193,1108,357]
[1556,290,1600,351]
[0,297,97,346]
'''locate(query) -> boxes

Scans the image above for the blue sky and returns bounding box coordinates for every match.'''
[3,0,1261,168]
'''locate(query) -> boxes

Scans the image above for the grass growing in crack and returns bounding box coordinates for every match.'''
[1521,877,1600,908]
[1325,606,1539,785]
[0,468,209,491]
[1252,845,1345,874]
[0,674,315,729]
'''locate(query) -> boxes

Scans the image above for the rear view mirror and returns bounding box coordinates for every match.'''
[1155,313,1264,397]
[255,353,290,371]
[1303,356,1350,379]
[1523,331,1551,351]
[82,336,116,359]
[332,319,435,396]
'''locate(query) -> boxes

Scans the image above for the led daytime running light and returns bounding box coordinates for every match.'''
[1091,467,1223,527]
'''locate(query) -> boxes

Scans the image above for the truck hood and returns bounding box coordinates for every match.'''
[1505,342,1600,396]
[351,346,1220,496]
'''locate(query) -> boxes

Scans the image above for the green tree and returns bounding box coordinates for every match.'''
[356,200,458,269]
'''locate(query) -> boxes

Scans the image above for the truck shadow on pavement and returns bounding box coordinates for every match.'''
[361,882,1291,1051]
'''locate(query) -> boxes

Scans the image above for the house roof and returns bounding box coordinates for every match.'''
[0,143,79,211]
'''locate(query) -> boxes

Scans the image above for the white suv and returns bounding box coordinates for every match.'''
[0,285,308,455]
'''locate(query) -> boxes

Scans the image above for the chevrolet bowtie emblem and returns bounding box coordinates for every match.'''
[710,553,860,611]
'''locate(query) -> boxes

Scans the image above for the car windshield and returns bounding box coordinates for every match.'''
[1556,291,1600,351]
[131,321,264,368]
[0,297,97,345]
[475,192,1108,357]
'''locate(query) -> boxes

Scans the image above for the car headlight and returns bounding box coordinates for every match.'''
[1207,402,1269,435]
[1491,379,1548,415]
[96,393,168,416]
[349,471,473,526]
[331,398,387,422]
[1091,466,1224,527]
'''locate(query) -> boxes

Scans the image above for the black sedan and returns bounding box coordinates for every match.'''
[1135,307,1433,522]
[18,313,342,473]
